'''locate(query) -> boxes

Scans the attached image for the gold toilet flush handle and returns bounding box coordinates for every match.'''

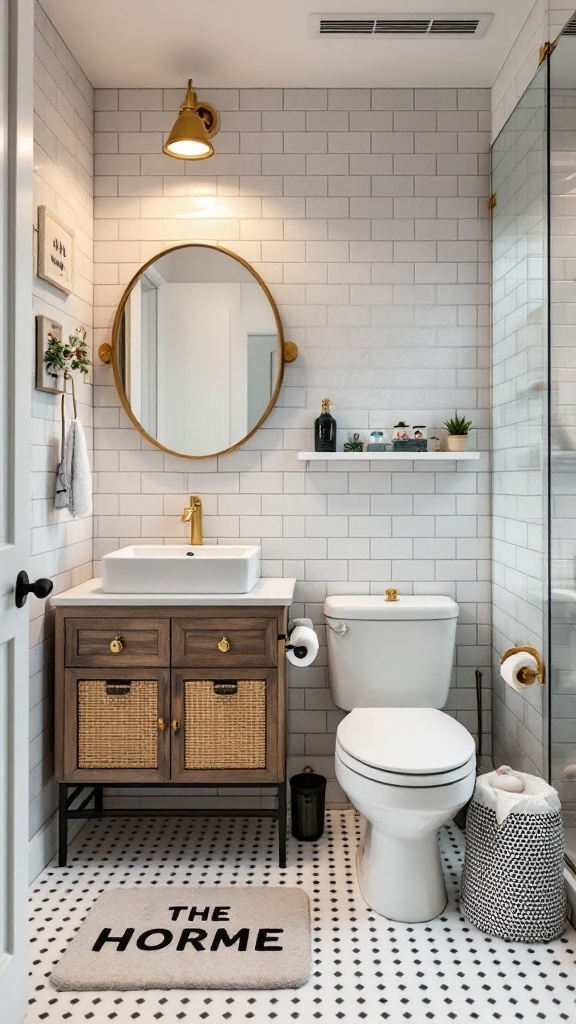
[218,636,231,653]
[110,635,124,653]
[500,646,545,686]
[385,588,399,602]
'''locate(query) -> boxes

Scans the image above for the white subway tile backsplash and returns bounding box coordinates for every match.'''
[88,83,490,797]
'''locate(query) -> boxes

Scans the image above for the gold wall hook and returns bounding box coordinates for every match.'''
[98,342,112,364]
[283,340,298,363]
[500,646,545,685]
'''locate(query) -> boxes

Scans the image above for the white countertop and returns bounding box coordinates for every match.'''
[51,577,297,607]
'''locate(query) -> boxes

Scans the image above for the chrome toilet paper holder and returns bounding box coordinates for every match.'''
[500,646,545,686]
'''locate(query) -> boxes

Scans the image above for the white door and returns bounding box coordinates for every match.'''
[0,1,33,1022]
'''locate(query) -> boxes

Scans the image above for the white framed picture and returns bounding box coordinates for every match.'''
[37,206,75,295]
[35,315,64,394]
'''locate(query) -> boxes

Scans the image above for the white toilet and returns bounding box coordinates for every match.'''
[324,594,476,924]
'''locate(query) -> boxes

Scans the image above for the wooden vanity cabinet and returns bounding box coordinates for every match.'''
[54,604,288,865]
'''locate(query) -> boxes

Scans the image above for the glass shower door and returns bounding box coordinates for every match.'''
[491,63,549,778]
[549,30,576,869]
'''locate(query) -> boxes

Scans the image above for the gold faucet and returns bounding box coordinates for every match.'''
[181,495,203,545]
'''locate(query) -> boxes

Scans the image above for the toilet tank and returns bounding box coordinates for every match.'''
[324,595,458,710]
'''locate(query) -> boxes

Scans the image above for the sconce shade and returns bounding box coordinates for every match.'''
[163,80,219,160]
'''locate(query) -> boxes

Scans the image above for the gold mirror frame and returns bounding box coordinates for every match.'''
[111,243,285,460]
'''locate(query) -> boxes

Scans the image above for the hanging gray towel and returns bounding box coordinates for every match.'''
[65,417,92,519]
[54,390,69,509]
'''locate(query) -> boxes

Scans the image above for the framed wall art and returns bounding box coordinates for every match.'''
[35,315,64,394]
[37,205,75,295]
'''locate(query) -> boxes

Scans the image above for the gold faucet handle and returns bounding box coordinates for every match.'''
[385,588,399,602]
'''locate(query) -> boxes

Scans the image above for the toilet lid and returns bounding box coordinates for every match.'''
[337,708,476,775]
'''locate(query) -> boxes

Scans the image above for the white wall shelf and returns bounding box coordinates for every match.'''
[298,451,481,464]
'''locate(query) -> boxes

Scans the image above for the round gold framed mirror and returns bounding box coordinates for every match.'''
[111,243,285,459]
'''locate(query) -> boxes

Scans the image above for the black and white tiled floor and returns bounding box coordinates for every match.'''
[28,810,576,1023]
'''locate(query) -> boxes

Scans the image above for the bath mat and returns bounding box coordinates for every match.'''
[51,885,310,991]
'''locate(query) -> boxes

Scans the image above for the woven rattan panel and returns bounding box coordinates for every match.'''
[78,680,158,769]
[184,680,266,769]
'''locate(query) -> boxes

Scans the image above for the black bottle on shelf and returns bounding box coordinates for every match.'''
[314,398,337,452]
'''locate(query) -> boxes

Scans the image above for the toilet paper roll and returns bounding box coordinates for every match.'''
[288,617,314,633]
[286,625,319,668]
[500,651,538,694]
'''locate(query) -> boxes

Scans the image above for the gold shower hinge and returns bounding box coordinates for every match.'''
[487,193,497,212]
[538,40,557,65]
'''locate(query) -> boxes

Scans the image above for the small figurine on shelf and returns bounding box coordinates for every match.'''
[393,421,411,452]
[410,425,428,452]
[367,429,387,452]
[344,431,363,452]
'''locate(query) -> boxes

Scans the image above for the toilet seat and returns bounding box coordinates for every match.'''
[336,707,477,788]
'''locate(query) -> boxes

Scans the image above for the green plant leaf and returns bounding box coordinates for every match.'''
[443,411,473,435]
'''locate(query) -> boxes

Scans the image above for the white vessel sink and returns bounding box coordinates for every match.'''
[101,545,261,595]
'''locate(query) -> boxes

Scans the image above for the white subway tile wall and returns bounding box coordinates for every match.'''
[92,86,492,801]
[492,3,574,140]
[31,3,94,874]
[491,73,547,778]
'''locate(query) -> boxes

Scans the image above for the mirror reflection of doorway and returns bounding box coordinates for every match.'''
[247,334,278,433]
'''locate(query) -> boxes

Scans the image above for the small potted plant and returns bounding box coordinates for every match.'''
[443,412,473,452]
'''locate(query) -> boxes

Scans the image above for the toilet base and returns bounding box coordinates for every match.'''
[357,822,447,923]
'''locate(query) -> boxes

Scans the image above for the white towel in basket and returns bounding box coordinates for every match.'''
[478,770,560,825]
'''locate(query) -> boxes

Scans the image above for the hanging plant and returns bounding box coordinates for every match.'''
[44,325,90,380]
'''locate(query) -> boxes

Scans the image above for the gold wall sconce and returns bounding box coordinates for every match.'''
[500,646,545,686]
[163,79,220,160]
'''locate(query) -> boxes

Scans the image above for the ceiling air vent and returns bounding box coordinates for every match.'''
[562,13,576,35]
[374,20,430,34]
[429,19,480,34]
[312,13,493,39]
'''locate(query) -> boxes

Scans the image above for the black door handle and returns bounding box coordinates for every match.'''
[15,570,53,608]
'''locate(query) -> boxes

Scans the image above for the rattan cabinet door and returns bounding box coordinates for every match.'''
[170,669,279,783]
[61,669,171,782]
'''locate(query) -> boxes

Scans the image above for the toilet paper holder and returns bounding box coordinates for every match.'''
[500,646,545,686]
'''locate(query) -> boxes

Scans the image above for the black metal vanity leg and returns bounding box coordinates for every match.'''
[58,784,68,867]
[94,786,104,812]
[278,781,287,869]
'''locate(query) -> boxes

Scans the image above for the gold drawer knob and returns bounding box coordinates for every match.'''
[218,636,231,653]
[158,717,167,731]
[110,635,124,653]
[171,719,181,733]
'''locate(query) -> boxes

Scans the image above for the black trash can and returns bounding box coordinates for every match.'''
[290,766,326,841]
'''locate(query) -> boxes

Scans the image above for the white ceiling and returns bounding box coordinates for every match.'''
[41,0,537,89]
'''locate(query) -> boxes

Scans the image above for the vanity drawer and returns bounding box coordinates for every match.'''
[172,614,278,668]
[65,617,170,668]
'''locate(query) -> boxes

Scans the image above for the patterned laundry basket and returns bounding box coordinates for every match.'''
[460,771,566,942]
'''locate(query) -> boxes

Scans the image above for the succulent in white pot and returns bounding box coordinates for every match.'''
[443,412,473,452]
